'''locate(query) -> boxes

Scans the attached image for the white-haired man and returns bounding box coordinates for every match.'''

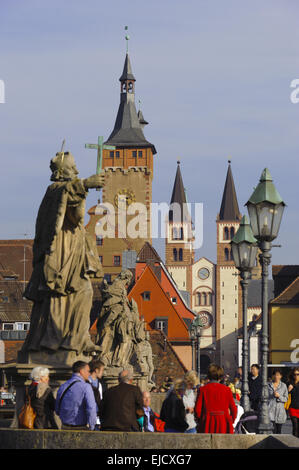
[99,369,144,432]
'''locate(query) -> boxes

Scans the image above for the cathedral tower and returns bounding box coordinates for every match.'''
[215,161,242,374]
[165,161,194,294]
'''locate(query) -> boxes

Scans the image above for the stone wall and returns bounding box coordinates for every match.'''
[0,429,299,449]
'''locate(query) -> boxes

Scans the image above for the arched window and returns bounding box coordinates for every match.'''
[224,227,229,240]
[202,293,207,305]
[173,248,177,261]
[208,292,213,305]
[197,292,201,306]
[225,247,229,261]
[179,248,183,261]
[230,227,235,239]
[180,227,184,240]
[230,249,234,261]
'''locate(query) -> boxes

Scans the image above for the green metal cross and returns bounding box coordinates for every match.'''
[85,136,115,175]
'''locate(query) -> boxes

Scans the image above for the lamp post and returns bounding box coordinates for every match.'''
[189,315,203,379]
[246,168,285,434]
[231,215,258,412]
[189,324,196,371]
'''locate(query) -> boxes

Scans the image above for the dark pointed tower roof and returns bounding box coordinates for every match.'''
[119,53,136,81]
[104,53,156,154]
[169,161,190,223]
[218,161,241,221]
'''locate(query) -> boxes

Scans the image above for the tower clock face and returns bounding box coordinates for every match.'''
[114,189,136,207]
[198,268,210,280]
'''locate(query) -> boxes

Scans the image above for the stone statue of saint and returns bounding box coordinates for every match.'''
[20,150,104,361]
[136,331,155,387]
[96,269,145,368]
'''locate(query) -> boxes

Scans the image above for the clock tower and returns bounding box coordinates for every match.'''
[86,52,157,281]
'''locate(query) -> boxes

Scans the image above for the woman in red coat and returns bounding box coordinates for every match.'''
[195,364,237,434]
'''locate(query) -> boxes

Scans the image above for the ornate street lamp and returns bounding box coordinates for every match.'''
[189,315,203,379]
[231,215,258,412]
[245,168,285,434]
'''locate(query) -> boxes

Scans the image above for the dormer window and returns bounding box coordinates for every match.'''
[142,291,151,301]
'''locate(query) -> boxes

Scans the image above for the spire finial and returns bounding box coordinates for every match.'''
[124,26,129,53]
[228,157,232,165]
[177,159,180,165]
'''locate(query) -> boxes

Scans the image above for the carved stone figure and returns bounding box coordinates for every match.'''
[96,269,147,368]
[20,150,104,362]
[136,331,155,387]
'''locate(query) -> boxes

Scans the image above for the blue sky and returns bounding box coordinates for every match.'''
[0,0,299,265]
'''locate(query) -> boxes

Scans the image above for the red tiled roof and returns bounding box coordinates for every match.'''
[0,240,33,282]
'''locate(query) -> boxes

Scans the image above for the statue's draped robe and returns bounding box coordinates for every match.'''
[22,179,103,355]
[97,280,144,367]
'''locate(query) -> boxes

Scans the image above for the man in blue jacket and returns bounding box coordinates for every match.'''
[56,361,97,430]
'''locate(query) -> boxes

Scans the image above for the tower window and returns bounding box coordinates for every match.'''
[179,248,183,261]
[173,248,177,261]
[99,255,103,264]
[115,151,120,158]
[113,255,121,266]
[110,151,114,157]
[224,248,229,261]
[224,227,229,240]
[132,150,137,158]
[138,151,143,158]
[230,227,235,239]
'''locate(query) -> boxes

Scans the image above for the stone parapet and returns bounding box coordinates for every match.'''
[0,429,299,449]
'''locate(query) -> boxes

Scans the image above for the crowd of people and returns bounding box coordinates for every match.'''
[22,361,299,437]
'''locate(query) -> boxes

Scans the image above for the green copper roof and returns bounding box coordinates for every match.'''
[246,168,285,206]
[231,215,257,245]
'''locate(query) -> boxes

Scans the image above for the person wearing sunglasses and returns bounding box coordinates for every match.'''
[288,367,299,437]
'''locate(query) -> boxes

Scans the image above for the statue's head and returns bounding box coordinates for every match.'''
[117,269,133,285]
[50,151,79,181]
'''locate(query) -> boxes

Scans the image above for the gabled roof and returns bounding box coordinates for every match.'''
[270,276,299,305]
[137,242,162,264]
[218,161,241,221]
[128,264,191,338]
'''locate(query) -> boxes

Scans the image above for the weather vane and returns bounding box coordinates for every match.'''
[125,26,129,53]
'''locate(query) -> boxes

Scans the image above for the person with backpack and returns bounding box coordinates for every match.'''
[55,361,97,430]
